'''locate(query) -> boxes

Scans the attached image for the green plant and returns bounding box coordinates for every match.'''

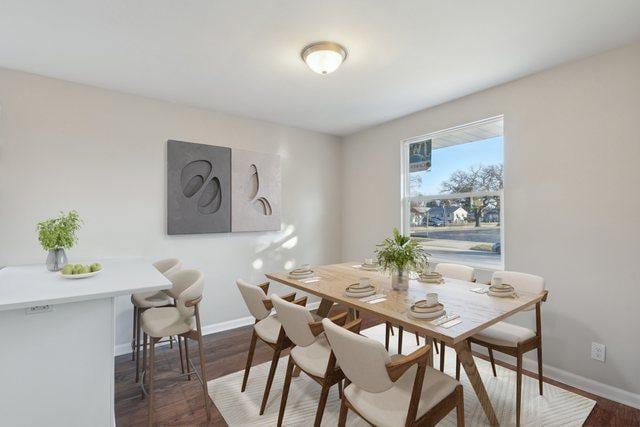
[37,211,82,251]
[375,228,429,274]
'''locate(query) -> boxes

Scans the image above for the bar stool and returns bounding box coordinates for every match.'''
[140,269,210,425]
[131,258,181,382]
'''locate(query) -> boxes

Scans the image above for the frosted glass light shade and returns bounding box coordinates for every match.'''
[301,42,347,75]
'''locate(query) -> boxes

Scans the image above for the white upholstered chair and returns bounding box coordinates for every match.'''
[131,258,181,382]
[323,317,464,427]
[236,279,300,415]
[456,270,547,427]
[271,294,348,427]
[140,269,210,425]
[433,262,475,372]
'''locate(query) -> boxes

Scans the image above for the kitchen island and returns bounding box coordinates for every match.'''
[0,258,171,427]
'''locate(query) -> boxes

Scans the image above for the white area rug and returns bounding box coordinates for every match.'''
[208,324,595,426]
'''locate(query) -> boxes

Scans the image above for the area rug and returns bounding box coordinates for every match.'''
[208,324,595,426]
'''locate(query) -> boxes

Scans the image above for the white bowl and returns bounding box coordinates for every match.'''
[60,270,101,280]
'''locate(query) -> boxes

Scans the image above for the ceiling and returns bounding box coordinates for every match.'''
[1,1,639,136]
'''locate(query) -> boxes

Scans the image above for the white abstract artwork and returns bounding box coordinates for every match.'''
[231,149,281,232]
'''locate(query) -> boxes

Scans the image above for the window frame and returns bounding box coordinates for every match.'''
[400,116,505,270]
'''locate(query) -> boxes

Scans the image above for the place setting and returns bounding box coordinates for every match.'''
[487,277,517,298]
[352,257,379,271]
[408,292,461,327]
[287,264,320,283]
[417,263,444,284]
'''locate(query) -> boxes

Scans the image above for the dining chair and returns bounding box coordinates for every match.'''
[455,270,547,427]
[131,258,181,382]
[272,294,349,427]
[323,317,464,427]
[433,262,475,372]
[236,279,301,415]
[140,269,210,426]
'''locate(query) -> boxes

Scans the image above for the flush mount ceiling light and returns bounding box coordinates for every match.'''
[301,41,347,75]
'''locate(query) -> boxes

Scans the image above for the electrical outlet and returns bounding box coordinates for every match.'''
[25,305,53,315]
[591,342,606,362]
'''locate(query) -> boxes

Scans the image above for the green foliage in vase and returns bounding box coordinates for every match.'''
[375,228,429,274]
[36,211,82,251]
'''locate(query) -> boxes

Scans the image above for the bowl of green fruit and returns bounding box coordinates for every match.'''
[60,263,102,279]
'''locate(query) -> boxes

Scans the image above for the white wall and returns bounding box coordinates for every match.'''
[341,43,640,400]
[0,68,342,348]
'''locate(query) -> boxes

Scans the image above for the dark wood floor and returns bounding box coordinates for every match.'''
[115,308,640,426]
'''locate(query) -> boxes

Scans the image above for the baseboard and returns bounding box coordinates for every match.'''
[114,301,321,357]
[473,346,640,410]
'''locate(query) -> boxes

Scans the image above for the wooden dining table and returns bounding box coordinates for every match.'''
[266,262,547,426]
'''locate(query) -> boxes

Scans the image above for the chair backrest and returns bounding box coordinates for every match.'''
[322,318,394,393]
[236,279,271,320]
[271,294,316,347]
[168,269,204,318]
[153,258,182,277]
[492,270,545,294]
[435,262,475,282]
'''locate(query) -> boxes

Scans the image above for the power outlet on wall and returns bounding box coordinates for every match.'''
[591,342,606,362]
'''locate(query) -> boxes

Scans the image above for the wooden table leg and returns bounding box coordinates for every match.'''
[424,336,434,367]
[316,298,334,317]
[454,341,499,426]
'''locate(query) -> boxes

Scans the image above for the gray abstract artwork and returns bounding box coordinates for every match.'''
[231,149,281,232]
[167,140,231,234]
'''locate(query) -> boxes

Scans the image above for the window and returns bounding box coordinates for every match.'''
[401,116,504,269]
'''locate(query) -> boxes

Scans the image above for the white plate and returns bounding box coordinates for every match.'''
[418,278,444,284]
[345,289,376,298]
[288,271,314,279]
[60,270,101,279]
[409,309,445,319]
[360,265,379,271]
[488,290,515,298]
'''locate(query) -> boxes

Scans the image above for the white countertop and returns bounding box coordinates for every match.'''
[0,258,172,311]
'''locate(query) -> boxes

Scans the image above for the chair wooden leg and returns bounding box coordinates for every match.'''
[260,347,282,415]
[415,332,420,345]
[169,335,173,349]
[440,341,446,372]
[147,337,157,427]
[277,357,295,427]
[314,376,332,427]
[178,335,185,374]
[338,397,349,427]
[195,332,211,420]
[184,336,191,381]
[398,326,404,354]
[135,309,142,382]
[434,339,439,354]
[385,322,391,350]
[241,330,258,392]
[516,351,523,427]
[131,306,137,361]
[537,344,544,395]
[455,355,461,380]
[390,324,395,336]
[456,384,465,427]
[142,332,148,377]
[338,379,343,398]
[488,348,497,377]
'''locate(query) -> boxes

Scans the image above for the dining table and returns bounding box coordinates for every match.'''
[266,262,547,426]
